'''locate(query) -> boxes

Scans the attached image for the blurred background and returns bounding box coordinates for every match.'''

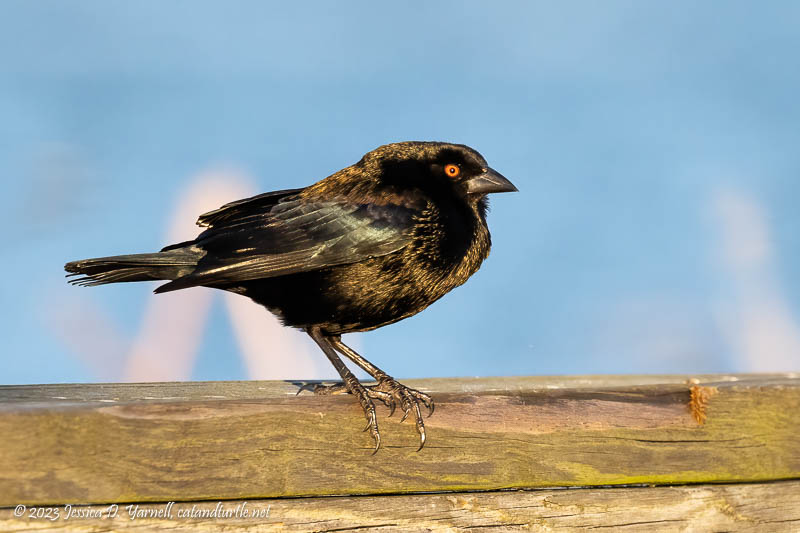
[1,1,798,385]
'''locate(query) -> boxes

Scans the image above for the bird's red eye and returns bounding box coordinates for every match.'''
[444,164,460,178]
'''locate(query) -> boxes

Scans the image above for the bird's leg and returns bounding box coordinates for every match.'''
[329,336,434,451]
[297,342,396,410]
[306,327,382,453]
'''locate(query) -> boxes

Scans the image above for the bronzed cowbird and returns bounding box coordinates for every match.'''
[65,141,517,452]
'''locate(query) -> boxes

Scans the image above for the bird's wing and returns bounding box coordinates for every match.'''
[195,188,305,228]
[155,196,417,292]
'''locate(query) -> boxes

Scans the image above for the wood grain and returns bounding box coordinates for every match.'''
[2,481,798,532]
[1,374,798,506]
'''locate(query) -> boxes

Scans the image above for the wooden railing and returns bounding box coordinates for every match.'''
[1,374,798,531]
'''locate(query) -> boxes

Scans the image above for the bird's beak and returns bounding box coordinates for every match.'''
[465,168,518,195]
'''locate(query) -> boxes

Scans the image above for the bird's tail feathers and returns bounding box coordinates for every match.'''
[65,248,202,287]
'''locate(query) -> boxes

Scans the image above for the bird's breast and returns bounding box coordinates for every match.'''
[322,209,491,333]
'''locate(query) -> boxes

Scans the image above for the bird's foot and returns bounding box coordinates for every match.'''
[297,379,390,454]
[297,381,396,410]
[297,377,434,451]
[371,376,434,451]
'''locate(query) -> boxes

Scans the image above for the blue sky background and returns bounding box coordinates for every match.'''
[1,1,798,384]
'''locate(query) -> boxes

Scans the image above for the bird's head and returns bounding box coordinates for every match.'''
[359,141,517,204]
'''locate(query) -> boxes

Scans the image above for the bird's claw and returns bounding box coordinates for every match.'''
[370,376,433,451]
[297,377,433,452]
[301,379,382,452]
[352,382,381,454]
[296,382,321,395]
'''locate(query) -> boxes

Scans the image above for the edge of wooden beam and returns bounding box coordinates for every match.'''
[1,374,799,506]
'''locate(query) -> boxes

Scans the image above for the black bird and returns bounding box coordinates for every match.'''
[65,141,517,452]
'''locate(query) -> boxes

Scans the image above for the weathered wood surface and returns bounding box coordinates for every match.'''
[1,374,798,507]
[2,481,798,532]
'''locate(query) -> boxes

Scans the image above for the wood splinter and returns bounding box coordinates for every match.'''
[688,381,718,424]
